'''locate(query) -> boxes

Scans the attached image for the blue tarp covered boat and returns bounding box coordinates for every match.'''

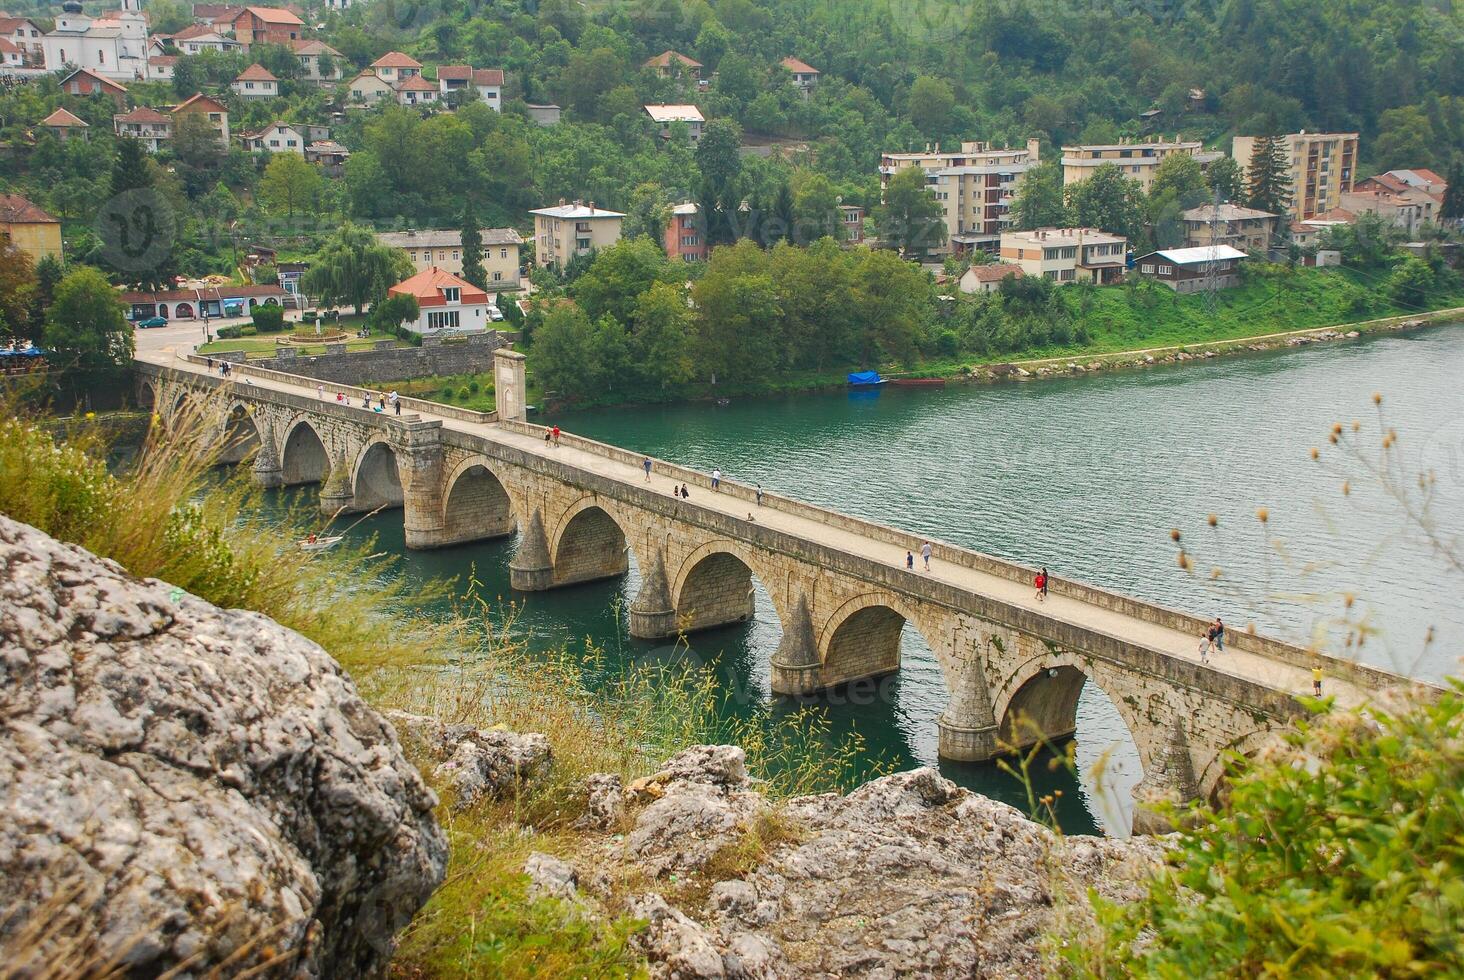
[846,371,886,388]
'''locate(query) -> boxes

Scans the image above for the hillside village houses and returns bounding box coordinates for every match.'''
[644,104,704,143]
[1181,203,1279,251]
[225,5,303,45]
[59,66,127,104]
[958,263,1024,295]
[0,193,63,264]
[41,107,89,141]
[437,66,503,108]
[292,39,343,83]
[238,121,304,152]
[231,63,278,98]
[664,203,706,263]
[172,92,230,146]
[367,50,420,84]
[304,140,350,177]
[112,106,171,150]
[163,25,239,56]
[1060,137,1202,192]
[879,140,1043,255]
[531,200,625,268]
[999,227,1129,284]
[0,15,45,66]
[394,74,438,106]
[1,37,26,71]
[377,228,524,285]
[42,1,148,81]
[781,56,819,94]
[387,267,492,335]
[1132,245,1250,292]
[1232,131,1358,219]
[147,54,177,80]
[643,49,702,81]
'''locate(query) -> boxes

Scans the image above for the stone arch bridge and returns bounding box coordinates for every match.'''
[136,352,1423,833]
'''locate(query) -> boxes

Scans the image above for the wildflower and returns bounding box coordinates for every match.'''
[1170,528,1182,542]
[1207,514,1218,527]
[1256,507,1269,524]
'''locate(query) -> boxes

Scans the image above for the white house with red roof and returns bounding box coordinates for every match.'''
[393,73,438,106]
[347,69,393,104]
[113,107,172,151]
[0,15,45,64]
[387,267,491,335]
[437,65,503,108]
[172,92,230,146]
[231,63,278,97]
[291,39,342,82]
[781,56,820,94]
[368,50,420,83]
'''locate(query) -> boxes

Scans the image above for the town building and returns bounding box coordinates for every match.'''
[839,204,865,244]
[113,106,172,150]
[437,66,503,108]
[1060,138,1203,192]
[1287,209,1355,248]
[368,51,420,84]
[1355,168,1447,199]
[377,228,524,285]
[394,74,438,106]
[525,103,561,126]
[1133,244,1249,292]
[663,202,706,262]
[0,193,62,264]
[304,140,349,177]
[1231,131,1359,220]
[168,24,240,54]
[643,49,701,80]
[1180,203,1279,251]
[191,4,244,26]
[347,70,393,105]
[121,283,288,321]
[387,267,492,335]
[291,39,343,83]
[958,263,1023,294]
[59,66,128,105]
[226,5,303,45]
[781,56,819,94]
[231,63,278,97]
[879,140,1043,255]
[172,92,230,146]
[1338,187,1439,237]
[644,103,704,143]
[239,121,304,152]
[147,54,177,80]
[43,5,149,81]
[41,107,90,141]
[0,15,45,65]
[999,227,1128,284]
[530,200,625,268]
[0,37,24,70]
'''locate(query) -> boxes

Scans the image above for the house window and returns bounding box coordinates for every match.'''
[1158,265,1173,275]
[408,251,416,261]
[1141,263,1154,274]
[499,248,507,258]
[427,310,460,330]
[452,250,459,260]
[286,139,296,147]
[443,287,460,303]
[492,271,502,281]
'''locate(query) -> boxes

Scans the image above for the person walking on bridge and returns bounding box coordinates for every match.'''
[552,425,561,446]
[711,468,721,490]
[1034,568,1048,602]
[755,483,764,506]
[1211,617,1225,653]
[906,550,915,571]
[921,541,932,572]
[643,456,652,481]
[1040,567,1049,599]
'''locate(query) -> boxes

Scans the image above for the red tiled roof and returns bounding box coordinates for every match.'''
[472,68,503,86]
[172,23,226,40]
[0,16,42,33]
[643,49,701,70]
[0,193,58,225]
[437,64,473,80]
[0,37,19,54]
[780,56,819,74]
[61,68,128,94]
[394,75,437,92]
[115,107,171,124]
[121,284,287,303]
[173,93,228,114]
[292,39,341,56]
[236,63,277,81]
[234,5,303,25]
[371,51,422,68]
[41,107,89,127]
[965,263,1023,282]
[192,4,243,21]
[388,267,488,307]
[1411,168,1446,186]
[150,54,179,66]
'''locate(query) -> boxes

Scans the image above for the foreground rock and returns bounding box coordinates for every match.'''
[0,516,447,976]
[579,746,1164,979]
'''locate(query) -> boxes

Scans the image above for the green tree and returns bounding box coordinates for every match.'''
[1207,155,1244,202]
[170,113,225,198]
[302,224,413,314]
[1442,163,1464,222]
[530,304,597,400]
[1372,106,1437,171]
[459,201,487,290]
[572,237,673,326]
[874,165,946,259]
[0,240,35,341]
[622,182,672,244]
[691,240,782,382]
[1009,160,1067,230]
[1244,134,1293,217]
[696,118,744,202]
[369,293,419,335]
[29,253,64,343]
[42,266,133,378]
[1149,154,1210,210]
[790,171,842,244]
[259,152,322,221]
[144,0,192,34]
[558,46,624,120]
[1388,257,1435,308]
[99,139,175,290]
[632,281,694,389]
[908,76,955,136]
[1065,164,1146,242]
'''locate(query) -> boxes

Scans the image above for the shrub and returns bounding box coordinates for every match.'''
[251,304,286,334]
[1089,689,1464,977]
[457,385,471,401]
[303,311,318,324]
[440,387,454,400]
[468,380,481,394]
[239,326,257,337]
[216,325,242,339]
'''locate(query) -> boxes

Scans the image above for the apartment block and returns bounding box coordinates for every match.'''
[530,200,624,267]
[879,140,1042,254]
[378,228,523,286]
[1181,203,1279,252]
[1061,138,1202,192]
[1232,132,1358,220]
[999,227,1128,284]
[663,202,706,262]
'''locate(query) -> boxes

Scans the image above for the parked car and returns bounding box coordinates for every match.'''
[136,316,168,329]
[487,306,505,322]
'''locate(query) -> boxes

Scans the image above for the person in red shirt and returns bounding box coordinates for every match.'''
[1034,569,1047,601]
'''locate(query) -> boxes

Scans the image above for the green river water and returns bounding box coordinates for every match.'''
[306,326,1464,836]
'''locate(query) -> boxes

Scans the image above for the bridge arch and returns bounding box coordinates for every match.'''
[816,591,943,688]
[440,455,517,544]
[137,380,157,413]
[351,437,404,512]
[1196,727,1278,808]
[671,539,784,636]
[217,402,261,465]
[549,495,634,587]
[280,417,329,486]
[993,651,1148,757]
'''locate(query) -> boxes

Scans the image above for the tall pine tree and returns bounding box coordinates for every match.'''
[1245,134,1293,217]
[99,138,176,290]
[1441,162,1464,223]
[459,200,486,289]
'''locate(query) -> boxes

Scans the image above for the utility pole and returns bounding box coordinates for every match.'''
[1202,186,1222,317]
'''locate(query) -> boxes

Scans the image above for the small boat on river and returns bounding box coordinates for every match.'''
[298,534,344,552]
[847,371,887,389]
[890,377,947,388]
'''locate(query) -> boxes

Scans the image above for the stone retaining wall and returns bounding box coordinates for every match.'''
[244,331,518,385]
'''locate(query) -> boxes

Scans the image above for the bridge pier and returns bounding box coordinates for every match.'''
[936,658,1000,762]
[629,549,678,639]
[396,431,448,550]
[509,509,554,591]
[251,433,284,488]
[319,459,355,515]
[770,597,821,696]
[1131,719,1201,835]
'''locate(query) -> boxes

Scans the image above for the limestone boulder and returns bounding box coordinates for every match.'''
[0,515,446,977]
